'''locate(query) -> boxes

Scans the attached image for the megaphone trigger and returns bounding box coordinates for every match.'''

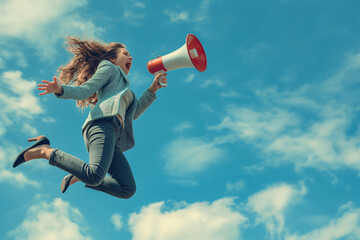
[154,70,167,87]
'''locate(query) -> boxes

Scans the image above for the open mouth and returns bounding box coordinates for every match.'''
[125,62,132,71]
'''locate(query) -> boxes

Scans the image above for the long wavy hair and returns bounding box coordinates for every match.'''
[57,37,125,109]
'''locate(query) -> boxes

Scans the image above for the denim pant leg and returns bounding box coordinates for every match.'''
[49,117,118,186]
[86,147,136,199]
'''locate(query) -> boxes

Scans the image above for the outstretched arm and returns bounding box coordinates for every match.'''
[38,60,114,100]
[134,73,168,119]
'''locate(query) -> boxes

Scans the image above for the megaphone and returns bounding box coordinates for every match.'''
[147,34,207,86]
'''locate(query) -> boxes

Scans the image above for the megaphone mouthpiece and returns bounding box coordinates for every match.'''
[147,57,166,74]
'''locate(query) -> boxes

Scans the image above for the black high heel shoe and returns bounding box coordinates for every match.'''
[13,135,50,168]
[61,174,73,193]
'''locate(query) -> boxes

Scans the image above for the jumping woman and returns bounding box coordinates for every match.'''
[13,37,167,199]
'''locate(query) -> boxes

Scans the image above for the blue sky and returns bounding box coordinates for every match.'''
[1,0,360,239]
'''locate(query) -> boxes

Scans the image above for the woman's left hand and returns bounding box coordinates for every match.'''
[148,73,167,95]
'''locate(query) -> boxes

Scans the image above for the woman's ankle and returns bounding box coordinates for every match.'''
[43,146,55,160]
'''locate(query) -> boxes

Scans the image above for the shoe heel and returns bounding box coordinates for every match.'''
[28,135,46,142]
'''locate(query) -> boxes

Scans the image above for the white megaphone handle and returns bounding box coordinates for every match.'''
[154,70,167,87]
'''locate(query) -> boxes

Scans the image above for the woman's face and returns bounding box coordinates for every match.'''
[111,48,133,75]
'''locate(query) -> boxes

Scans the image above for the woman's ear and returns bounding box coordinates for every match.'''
[109,57,115,63]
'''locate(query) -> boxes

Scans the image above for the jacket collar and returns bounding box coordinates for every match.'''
[116,65,130,85]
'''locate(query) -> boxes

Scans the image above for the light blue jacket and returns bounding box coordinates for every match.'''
[55,60,156,152]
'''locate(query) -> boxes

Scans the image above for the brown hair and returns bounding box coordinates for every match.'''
[57,37,125,109]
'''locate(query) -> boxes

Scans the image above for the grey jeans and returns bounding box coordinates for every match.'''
[49,116,136,199]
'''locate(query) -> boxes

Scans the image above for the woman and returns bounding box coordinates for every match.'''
[12,37,167,199]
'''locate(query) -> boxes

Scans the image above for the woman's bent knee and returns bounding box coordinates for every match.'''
[124,186,136,199]
[85,172,105,186]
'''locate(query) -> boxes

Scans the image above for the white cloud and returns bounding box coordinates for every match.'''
[324,52,360,95]
[210,107,299,142]
[183,73,195,83]
[239,43,271,63]
[220,90,242,98]
[164,0,215,28]
[22,123,39,137]
[111,213,123,231]
[9,198,92,240]
[213,99,360,172]
[0,71,42,118]
[209,51,360,173]
[162,137,224,176]
[41,116,57,124]
[123,10,146,25]
[133,2,146,9]
[226,180,245,192]
[285,202,360,240]
[164,10,189,23]
[128,197,247,240]
[0,169,40,188]
[0,0,102,60]
[0,48,28,68]
[172,121,194,132]
[200,78,224,88]
[247,182,307,240]
[195,0,215,23]
[119,0,147,25]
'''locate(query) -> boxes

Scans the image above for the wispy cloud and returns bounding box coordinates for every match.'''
[120,0,147,26]
[183,73,195,84]
[220,90,242,98]
[172,121,194,132]
[8,197,92,240]
[162,137,225,176]
[239,43,271,63]
[200,77,224,88]
[123,10,146,25]
[209,51,360,173]
[226,180,245,192]
[111,213,123,231]
[285,202,360,240]
[0,168,40,188]
[247,182,307,240]
[128,197,247,240]
[164,10,190,23]
[131,0,146,9]
[164,0,215,28]
[0,48,27,69]
[195,0,215,24]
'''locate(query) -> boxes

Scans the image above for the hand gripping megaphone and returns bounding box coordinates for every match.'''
[147,34,207,86]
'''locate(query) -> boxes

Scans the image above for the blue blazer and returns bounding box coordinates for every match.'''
[55,60,156,152]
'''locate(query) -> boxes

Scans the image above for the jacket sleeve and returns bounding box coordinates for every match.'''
[133,89,157,120]
[54,60,115,100]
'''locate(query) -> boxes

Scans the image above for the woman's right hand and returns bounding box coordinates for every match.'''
[38,76,63,96]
